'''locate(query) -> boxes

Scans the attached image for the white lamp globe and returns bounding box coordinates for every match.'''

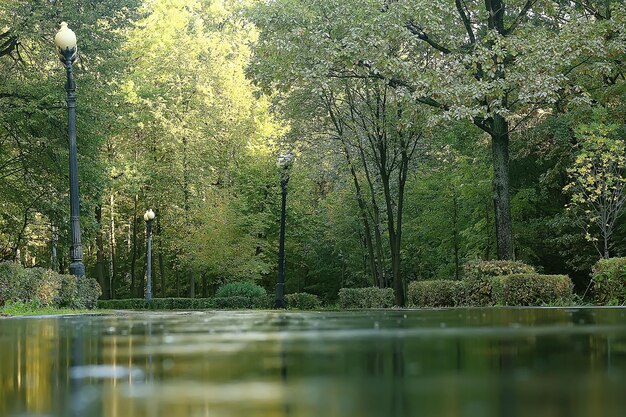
[55,22,77,51]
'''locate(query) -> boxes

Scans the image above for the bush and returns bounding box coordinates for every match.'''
[463,260,536,306]
[407,280,465,308]
[214,296,269,309]
[492,274,574,306]
[215,281,266,298]
[0,262,34,305]
[97,298,143,309]
[97,297,269,310]
[338,287,395,309]
[285,292,321,310]
[592,258,626,305]
[0,262,100,309]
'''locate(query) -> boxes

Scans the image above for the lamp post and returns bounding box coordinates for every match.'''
[55,22,84,277]
[274,151,294,309]
[144,209,156,303]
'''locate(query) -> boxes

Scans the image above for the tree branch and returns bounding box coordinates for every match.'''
[505,0,537,35]
[406,21,451,54]
[455,0,476,43]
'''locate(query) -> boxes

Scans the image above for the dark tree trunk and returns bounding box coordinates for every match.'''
[341,141,379,287]
[108,193,117,298]
[452,189,460,281]
[156,208,166,297]
[491,114,514,260]
[202,272,208,298]
[130,195,138,296]
[95,205,109,299]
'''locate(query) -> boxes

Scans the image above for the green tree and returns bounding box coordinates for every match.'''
[565,123,626,259]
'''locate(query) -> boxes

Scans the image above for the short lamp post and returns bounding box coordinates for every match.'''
[55,22,84,277]
[144,209,156,303]
[274,151,294,309]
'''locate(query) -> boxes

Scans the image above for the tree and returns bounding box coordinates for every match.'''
[251,0,625,261]
[565,123,626,258]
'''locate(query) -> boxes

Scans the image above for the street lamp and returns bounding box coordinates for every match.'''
[144,209,156,303]
[55,22,84,277]
[274,151,294,309]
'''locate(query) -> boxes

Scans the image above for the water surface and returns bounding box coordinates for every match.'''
[1,308,625,417]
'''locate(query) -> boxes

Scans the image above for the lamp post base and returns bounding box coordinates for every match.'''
[69,261,85,278]
[274,283,286,309]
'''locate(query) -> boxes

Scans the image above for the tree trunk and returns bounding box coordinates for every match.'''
[491,114,514,260]
[182,136,193,298]
[341,141,379,286]
[156,208,166,297]
[202,272,208,298]
[108,193,117,298]
[130,195,138,296]
[51,225,58,272]
[95,205,109,299]
[452,189,460,280]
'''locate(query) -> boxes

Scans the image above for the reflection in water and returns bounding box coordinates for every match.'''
[0,308,625,417]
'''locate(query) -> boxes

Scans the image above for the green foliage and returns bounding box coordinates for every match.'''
[338,287,395,309]
[462,260,536,306]
[97,299,146,310]
[564,123,626,257]
[285,292,321,310]
[492,274,574,306]
[592,258,626,305]
[0,300,92,317]
[97,296,268,310]
[215,281,267,299]
[407,280,465,308]
[214,296,269,309]
[464,260,536,280]
[0,262,101,309]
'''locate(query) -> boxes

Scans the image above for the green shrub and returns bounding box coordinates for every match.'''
[0,261,34,305]
[215,281,266,298]
[407,280,465,308]
[214,296,268,309]
[592,258,626,305]
[97,298,146,309]
[285,292,321,310]
[492,274,574,306]
[338,287,395,309]
[0,262,100,309]
[462,260,536,306]
[464,260,536,279]
[75,277,101,309]
[192,298,216,309]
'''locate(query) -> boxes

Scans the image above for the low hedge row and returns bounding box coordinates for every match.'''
[338,287,395,308]
[0,261,101,309]
[97,295,270,310]
[407,280,465,308]
[408,274,574,307]
[592,257,626,305]
[462,260,537,306]
[285,292,321,310]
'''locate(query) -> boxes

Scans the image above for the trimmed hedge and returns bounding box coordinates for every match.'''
[407,280,464,308]
[97,295,270,310]
[492,274,574,306]
[592,258,626,305]
[463,260,536,306]
[0,262,101,309]
[338,287,395,309]
[285,292,321,310]
[215,281,266,299]
[464,260,536,279]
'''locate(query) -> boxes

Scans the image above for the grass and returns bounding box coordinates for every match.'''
[0,301,96,317]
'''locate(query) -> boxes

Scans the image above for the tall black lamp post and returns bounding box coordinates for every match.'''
[55,22,84,277]
[274,151,294,309]
[144,209,155,303]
